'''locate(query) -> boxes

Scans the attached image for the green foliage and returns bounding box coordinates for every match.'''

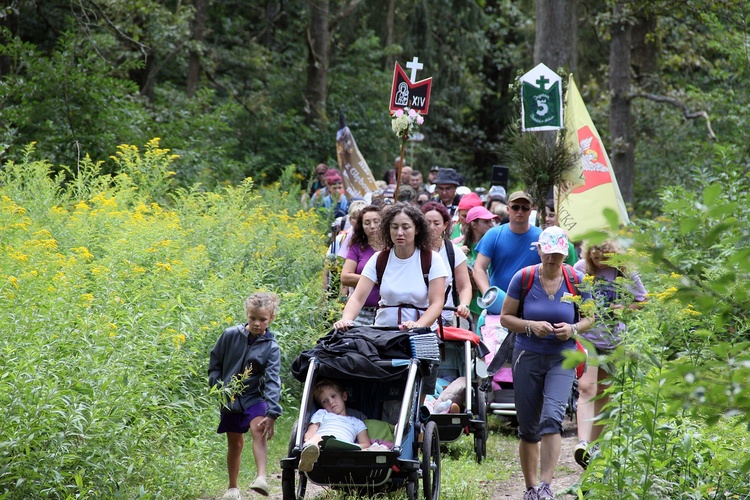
[576,158,750,497]
[0,142,331,497]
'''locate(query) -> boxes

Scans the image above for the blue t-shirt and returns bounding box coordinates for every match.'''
[475,224,542,292]
[507,265,591,354]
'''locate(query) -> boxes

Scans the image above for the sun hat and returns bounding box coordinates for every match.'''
[466,206,499,224]
[507,191,533,204]
[433,167,462,186]
[457,192,483,210]
[535,226,569,256]
[456,186,471,196]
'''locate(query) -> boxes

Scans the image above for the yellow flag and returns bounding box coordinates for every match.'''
[556,76,629,240]
[336,125,378,198]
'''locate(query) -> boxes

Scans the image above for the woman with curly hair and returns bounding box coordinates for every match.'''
[340,205,383,326]
[334,202,447,332]
[573,240,648,470]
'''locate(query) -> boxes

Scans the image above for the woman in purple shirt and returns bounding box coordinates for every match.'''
[572,241,648,470]
[340,205,382,326]
[500,227,595,500]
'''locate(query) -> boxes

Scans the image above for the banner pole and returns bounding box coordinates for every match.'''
[394,141,406,201]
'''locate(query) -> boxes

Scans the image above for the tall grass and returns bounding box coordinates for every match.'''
[0,143,334,497]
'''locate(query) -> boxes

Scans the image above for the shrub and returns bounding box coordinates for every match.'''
[0,142,332,497]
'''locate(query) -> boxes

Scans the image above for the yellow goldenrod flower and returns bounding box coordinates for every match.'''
[8,276,18,289]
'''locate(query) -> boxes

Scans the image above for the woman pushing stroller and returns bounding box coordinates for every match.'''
[333,202,447,332]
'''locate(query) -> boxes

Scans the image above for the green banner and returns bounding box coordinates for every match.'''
[522,80,562,130]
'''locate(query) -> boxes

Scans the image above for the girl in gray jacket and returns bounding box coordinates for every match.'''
[208,292,282,498]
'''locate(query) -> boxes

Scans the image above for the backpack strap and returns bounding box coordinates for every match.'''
[561,263,581,321]
[420,248,431,289]
[443,238,459,306]
[376,249,431,289]
[375,250,389,286]
[517,264,538,319]
[561,264,580,295]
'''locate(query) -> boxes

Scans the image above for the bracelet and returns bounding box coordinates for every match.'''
[571,323,579,337]
[525,321,532,336]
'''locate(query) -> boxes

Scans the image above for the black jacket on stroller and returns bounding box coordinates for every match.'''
[291,327,422,382]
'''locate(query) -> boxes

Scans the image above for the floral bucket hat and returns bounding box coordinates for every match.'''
[534,226,569,256]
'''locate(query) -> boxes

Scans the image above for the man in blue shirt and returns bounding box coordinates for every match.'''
[473,191,542,294]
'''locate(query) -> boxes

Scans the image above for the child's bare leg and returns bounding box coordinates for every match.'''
[250,417,268,478]
[226,432,244,488]
[303,434,323,447]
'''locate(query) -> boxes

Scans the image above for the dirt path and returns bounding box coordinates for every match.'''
[490,420,583,499]
[213,420,584,500]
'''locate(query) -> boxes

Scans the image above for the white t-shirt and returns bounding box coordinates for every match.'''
[361,248,448,327]
[439,241,468,322]
[310,409,366,443]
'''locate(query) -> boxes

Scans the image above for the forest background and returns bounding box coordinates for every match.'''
[1,0,750,498]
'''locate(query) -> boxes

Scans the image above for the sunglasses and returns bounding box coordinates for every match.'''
[510,204,531,212]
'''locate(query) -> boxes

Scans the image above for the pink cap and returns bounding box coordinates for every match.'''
[457,192,483,210]
[466,206,499,224]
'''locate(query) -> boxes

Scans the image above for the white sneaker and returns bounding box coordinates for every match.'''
[249,476,269,496]
[222,487,241,499]
[299,443,320,472]
[574,439,590,469]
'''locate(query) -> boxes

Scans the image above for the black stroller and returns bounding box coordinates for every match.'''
[281,326,442,500]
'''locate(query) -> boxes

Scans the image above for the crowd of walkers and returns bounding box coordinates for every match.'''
[206,161,648,500]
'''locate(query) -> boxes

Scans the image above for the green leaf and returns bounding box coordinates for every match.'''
[603,207,620,229]
[702,182,723,206]
[679,217,701,234]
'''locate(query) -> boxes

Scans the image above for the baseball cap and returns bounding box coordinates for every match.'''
[457,192,483,210]
[507,191,533,204]
[430,165,440,172]
[466,206,499,224]
[534,226,569,256]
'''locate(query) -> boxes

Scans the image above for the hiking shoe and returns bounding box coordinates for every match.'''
[222,487,241,499]
[299,443,320,472]
[523,486,539,500]
[538,481,555,500]
[249,476,269,496]
[574,439,590,469]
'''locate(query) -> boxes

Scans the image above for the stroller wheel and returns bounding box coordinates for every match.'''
[420,421,441,500]
[406,480,417,500]
[281,467,307,500]
[474,388,488,463]
[282,421,307,500]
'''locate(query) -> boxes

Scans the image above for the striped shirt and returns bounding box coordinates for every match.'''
[310,409,367,443]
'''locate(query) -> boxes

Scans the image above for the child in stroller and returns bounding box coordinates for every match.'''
[299,379,373,472]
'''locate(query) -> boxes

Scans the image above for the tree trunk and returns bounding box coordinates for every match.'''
[533,0,578,208]
[187,0,207,97]
[534,0,577,72]
[305,0,330,125]
[609,0,634,205]
[384,0,395,71]
[631,12,658,91]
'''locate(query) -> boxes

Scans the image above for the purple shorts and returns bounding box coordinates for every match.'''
[217,401,268,434]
